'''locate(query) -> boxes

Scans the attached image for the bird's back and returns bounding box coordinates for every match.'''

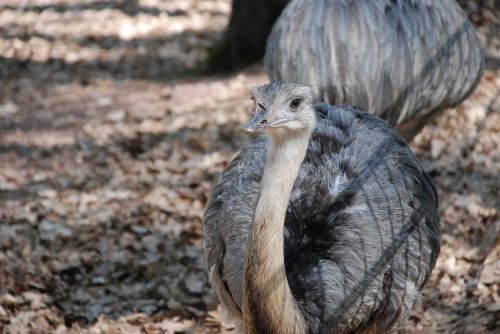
[265,0,484,140]
[203,104,440,333]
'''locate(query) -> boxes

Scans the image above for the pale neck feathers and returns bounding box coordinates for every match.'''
[242,128,313,334]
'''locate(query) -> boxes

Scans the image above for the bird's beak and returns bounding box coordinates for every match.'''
[243,109,268,133]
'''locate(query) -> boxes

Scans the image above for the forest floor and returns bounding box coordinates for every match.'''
[0,1,499,333]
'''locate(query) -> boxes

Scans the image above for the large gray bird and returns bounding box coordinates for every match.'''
[265,0,484,141]
[203,82,440,333]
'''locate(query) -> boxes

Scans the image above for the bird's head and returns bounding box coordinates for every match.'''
[244,82,316,138]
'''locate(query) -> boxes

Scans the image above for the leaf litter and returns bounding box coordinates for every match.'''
[0,0,499,333]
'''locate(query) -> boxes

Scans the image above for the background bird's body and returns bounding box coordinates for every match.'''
[204,101,440,333]
[265,0,484,140]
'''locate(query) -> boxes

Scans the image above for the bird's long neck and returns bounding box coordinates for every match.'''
[242,131,311,334]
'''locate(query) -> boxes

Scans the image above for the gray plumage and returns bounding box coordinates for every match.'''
[203,83,440,333]
[265,0,484,140]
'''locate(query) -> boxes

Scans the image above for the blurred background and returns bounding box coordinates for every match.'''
[0,0,498,333]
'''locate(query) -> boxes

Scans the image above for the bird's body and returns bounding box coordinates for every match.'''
[203,82,440,333]
[265,0,484,140]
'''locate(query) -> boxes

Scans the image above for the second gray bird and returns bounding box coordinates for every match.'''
[265,0,484,141]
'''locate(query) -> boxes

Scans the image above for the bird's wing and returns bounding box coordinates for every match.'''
[370,0,483,124]
[282,105,440,332]
[203,135,267,318]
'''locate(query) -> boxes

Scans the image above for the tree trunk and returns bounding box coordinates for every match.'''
[208,0,290,71]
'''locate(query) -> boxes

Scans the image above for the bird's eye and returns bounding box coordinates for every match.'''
[289,98,301,111]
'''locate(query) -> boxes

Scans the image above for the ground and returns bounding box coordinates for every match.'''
[0,0,499,333]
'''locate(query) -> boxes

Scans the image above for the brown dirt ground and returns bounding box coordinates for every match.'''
[0,1,498,333]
